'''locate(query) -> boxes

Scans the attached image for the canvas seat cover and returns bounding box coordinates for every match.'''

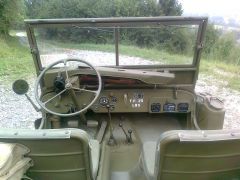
[0,143,32,180]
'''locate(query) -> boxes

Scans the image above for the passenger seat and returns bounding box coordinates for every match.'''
[142,129,240,180]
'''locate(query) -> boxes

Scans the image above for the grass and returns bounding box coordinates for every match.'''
[0,36,34,81]
[199,60,240,90]
[0,37,239,91]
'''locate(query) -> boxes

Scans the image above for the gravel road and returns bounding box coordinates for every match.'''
[0,51,239,130]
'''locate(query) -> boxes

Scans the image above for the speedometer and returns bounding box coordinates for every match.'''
[99,96,109,106]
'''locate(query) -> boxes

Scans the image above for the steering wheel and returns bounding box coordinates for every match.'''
[34,58,102,117]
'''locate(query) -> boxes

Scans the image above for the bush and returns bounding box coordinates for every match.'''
[203,25,240,65]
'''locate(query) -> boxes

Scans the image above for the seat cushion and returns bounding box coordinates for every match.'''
[142,141,157,180]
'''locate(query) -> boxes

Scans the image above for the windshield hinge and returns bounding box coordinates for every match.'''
[197,43,204,50]
[30,48,38,55]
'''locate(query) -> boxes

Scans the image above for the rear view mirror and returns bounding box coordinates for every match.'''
[12,79,40,113]
[12,79,29,95]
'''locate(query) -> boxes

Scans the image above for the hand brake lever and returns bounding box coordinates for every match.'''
[119,123,133,144]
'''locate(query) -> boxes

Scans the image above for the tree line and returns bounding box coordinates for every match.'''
[0,0,239,64]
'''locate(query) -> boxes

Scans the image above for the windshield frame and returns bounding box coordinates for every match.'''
[25,16,208,75]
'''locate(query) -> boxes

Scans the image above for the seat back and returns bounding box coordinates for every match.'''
[156,130,240,180]
[0,129,92,180]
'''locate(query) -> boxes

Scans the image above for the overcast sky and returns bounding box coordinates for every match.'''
[179,0,240,18]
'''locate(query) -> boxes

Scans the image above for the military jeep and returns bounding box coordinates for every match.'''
[1,17,238,180]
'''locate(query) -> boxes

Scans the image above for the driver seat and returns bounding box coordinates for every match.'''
[0,128,100,180]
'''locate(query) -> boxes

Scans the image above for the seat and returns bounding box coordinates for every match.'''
[0,128,100,180]
[142,129,240,180]
[0,143,32,180]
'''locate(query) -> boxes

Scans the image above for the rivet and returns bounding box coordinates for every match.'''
[202,131,207,137]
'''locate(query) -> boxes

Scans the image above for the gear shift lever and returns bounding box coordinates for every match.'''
[106,104,117,146]
[128,129,133,144]
[119,123,133,144]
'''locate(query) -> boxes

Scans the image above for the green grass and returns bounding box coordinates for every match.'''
[0,36,34,81]
[199,60,240,90]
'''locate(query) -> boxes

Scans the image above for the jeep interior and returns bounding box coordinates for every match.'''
[0,17,235,180]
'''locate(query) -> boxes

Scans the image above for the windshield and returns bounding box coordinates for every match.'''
[28,18,203,68]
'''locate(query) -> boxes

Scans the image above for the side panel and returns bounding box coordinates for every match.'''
[196,94,225,129]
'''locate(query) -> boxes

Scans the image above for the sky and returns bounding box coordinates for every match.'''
[179,0,240,18]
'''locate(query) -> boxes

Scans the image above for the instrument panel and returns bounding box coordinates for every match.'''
[91,89,193,113]
[42,88,193,114]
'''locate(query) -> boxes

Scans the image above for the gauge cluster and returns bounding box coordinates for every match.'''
[91,89,192,113]
[149,97,191,113]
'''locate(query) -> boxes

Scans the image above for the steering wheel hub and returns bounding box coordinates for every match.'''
[65,82,72,89]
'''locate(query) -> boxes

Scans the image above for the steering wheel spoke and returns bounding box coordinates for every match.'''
[43,89,67,105]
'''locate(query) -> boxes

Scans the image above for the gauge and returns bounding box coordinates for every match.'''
[99,96,109,106]
[151,103,161,113]
[111,96,117,103]
[177,103,189,112]
[163,103,176,112]
[133,92,144,99]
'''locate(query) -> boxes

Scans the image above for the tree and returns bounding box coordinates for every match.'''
[216,32,236,60]
[0,0,25,35]
[159,0,182,15]
[25,0,44,18]
[24,0,186,52]
[25,0,183,18]
[203,24,220,55]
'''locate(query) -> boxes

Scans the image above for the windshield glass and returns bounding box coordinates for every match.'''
[34,23,199,67]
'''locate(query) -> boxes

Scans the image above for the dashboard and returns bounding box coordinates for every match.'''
[42,88,193,115]
[41,69,194,115]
